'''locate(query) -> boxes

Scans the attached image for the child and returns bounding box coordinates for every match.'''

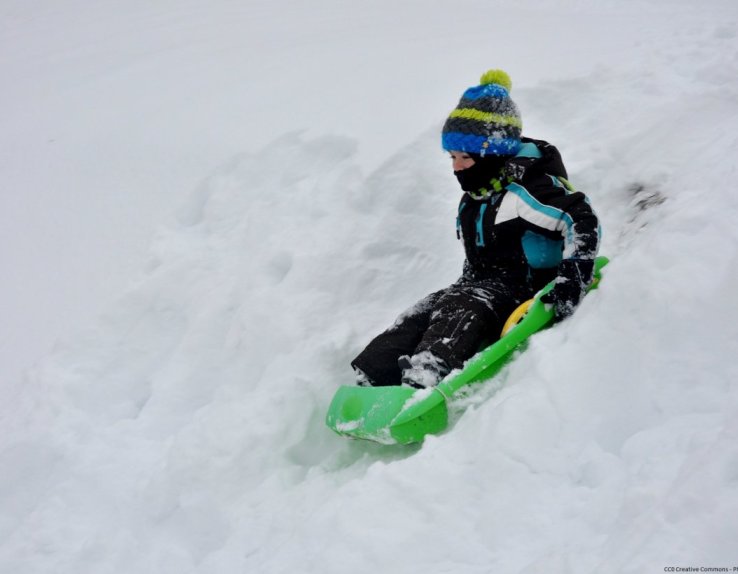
[352,70,600,388]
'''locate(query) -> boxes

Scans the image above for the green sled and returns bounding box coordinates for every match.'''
[326,256,609,445]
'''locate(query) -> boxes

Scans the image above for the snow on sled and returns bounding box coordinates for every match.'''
[326,256,609,445]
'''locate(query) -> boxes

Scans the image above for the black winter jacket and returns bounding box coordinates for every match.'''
[456,137,600,293]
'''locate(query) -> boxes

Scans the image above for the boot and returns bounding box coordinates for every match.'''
[353,367,376,387]
[398,351,449,388]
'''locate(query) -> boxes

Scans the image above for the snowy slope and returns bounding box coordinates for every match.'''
[4,0,729,388]
[2,1,738,573]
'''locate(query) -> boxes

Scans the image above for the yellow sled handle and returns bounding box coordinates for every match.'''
[500,299,533,338]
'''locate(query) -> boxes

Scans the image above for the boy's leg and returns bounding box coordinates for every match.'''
[414,280,528,373]
[351,290,442,386]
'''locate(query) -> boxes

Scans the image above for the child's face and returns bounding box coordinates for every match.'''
[449,151,475,172]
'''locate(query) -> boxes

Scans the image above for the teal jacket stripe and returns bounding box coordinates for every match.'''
[475,203,488,247]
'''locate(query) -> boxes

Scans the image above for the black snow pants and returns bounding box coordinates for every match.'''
[351,278,533,387]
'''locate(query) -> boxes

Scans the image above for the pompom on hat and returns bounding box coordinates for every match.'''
[442,69,522,157]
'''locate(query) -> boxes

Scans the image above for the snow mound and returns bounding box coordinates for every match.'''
[3,6,738,573]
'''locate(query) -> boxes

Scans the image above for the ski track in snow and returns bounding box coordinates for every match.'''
[2,1,738,573]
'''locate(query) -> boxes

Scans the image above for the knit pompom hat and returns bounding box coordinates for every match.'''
[442,69,522,157]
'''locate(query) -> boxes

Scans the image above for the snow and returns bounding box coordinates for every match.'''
[2,0,738,572]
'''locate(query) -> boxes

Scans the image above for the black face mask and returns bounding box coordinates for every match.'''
[454,155,510,195]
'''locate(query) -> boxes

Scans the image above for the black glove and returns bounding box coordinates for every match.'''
[540,259,595,322]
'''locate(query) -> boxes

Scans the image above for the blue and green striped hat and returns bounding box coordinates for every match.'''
[442,69,522,157]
